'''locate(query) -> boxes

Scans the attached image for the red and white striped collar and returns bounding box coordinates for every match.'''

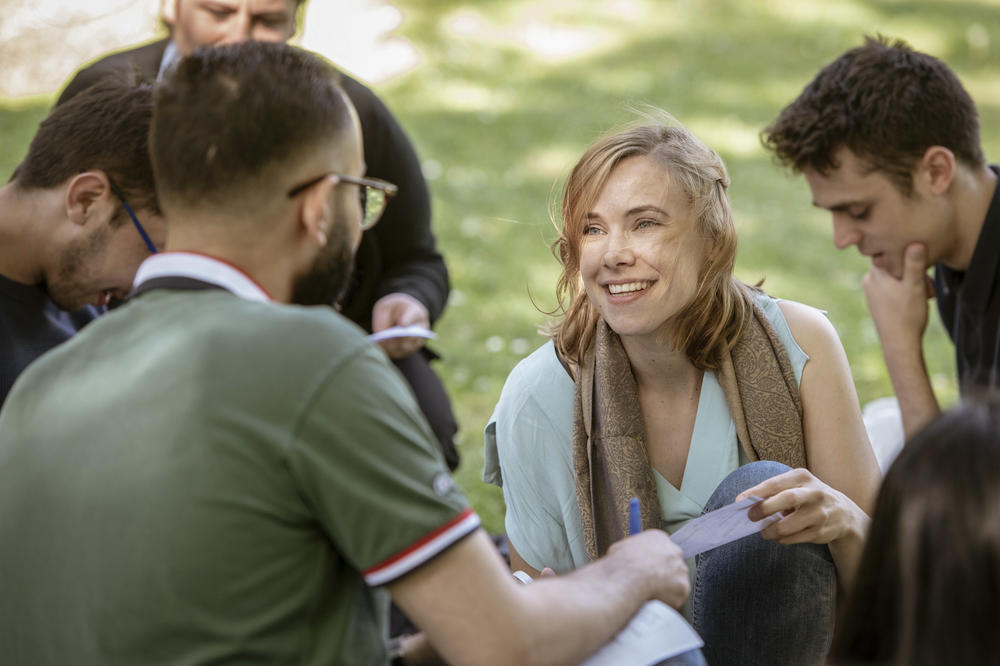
[132,252,272,303]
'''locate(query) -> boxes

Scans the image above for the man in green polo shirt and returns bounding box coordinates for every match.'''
[0,42,696,665]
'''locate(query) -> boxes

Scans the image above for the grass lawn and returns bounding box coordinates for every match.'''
[3,0,999,533]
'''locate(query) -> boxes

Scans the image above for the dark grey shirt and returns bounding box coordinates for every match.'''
[934,166,1000,392]
[0,273,99,406]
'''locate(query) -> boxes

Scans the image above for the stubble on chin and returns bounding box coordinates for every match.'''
[47,224,111,311]
[290,237,356,307]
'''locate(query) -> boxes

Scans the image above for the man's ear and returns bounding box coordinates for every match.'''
[65,171,114,227]
[298,175,339,246]
[918,146,956,196]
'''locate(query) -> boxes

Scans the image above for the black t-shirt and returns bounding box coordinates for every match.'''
[0,273,99,406]
[934,166,1000,392]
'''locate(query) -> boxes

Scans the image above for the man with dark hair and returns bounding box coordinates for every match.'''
[0,42,696,665]
[0,79,163,405]
[762,36,999,438]
[58,0,460,470]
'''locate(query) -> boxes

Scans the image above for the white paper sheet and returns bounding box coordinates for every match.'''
[580,600,703,666]
[513,571,703,665]
[367,325,437,342]
[669,495,781,559]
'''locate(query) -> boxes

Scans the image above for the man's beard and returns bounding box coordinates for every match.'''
[290,233,356,307]
[46,223,111,311]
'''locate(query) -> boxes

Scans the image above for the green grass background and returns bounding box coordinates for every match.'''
[4,0,999,533]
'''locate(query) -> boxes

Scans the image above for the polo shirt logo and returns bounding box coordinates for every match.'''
[432,472,454,497]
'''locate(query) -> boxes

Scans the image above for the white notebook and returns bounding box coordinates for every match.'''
[513,572,703,665]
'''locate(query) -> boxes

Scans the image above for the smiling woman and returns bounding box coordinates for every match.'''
[484,115,882,666]
[578,155,713,355]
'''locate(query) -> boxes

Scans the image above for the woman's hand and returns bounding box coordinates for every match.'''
[736,467,870,546]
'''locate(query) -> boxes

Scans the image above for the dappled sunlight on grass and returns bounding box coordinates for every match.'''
[443,7,625,64]
[692,115,764,158]
[0,100,49,180]
[760,0,878,26]
[3,0,994,531]
[425,79,517,113]
[961,71,1000,107]
[517,145,578,180]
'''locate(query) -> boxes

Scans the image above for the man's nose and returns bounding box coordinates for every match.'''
[219,12,253,44]
[832,216,861,250]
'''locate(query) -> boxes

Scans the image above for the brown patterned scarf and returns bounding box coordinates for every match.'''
[571,299,807,561]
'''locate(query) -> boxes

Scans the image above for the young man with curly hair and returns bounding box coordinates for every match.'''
[763,36,999,438]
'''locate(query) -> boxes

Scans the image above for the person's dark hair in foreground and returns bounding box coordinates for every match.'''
[830,399,1000,665]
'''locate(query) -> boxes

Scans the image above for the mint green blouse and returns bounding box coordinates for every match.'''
[484,294,810,574]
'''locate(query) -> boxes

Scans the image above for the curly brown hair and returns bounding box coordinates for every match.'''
[762,35,985,195]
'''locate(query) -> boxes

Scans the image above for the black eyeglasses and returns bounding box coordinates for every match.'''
[108,182,158,254]
[286,173,398,230]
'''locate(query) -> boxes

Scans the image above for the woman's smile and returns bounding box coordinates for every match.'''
[606,280,653,295]
[580,155,710,341]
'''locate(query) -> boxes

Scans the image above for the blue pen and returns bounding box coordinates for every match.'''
[628,497,641,536]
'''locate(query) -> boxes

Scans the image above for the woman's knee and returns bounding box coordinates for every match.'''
[704,460,792,511]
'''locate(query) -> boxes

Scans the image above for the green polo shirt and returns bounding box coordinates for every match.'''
[0,287,475,665]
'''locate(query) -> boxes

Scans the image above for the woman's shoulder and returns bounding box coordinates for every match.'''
[768,297,841,359]
[487,339,576,444]
[484,339,575,486]
[501,339,575,401]
[491,340,575,436]
[751,290,823,326]
[749,291,834,382]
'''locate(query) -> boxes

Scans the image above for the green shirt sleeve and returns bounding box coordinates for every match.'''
[288,343,478,586]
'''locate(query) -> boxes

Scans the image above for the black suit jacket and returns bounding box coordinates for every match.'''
[58,39,450,331]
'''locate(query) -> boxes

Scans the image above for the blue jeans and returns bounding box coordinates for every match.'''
[691,461,836,666]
